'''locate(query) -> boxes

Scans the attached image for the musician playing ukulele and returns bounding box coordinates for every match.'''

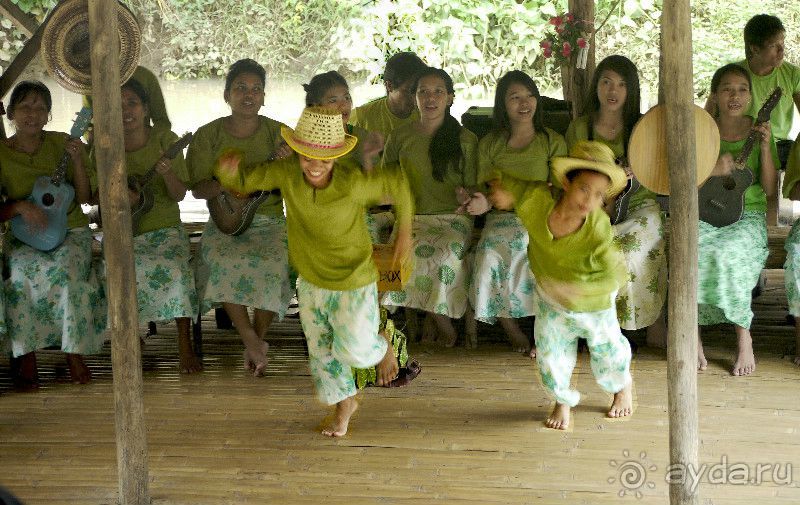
[696,64,777,376]
[0,81,105,388]
[187,59,293,377]
[95,78,201,374]
[565,55,668,348]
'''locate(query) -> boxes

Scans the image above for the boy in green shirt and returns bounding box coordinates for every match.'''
[490,141,633,430]
[215,106,414,437]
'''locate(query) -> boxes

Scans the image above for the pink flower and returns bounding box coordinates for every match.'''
[540,39,552,49]
[577,37,587,49]
[565,13,574,23]
[561,42,572,58]
[543,47,552,58]
[555,25,564,34]
[549,16,562,26]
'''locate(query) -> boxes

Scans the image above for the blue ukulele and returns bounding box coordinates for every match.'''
[10,107,92,251]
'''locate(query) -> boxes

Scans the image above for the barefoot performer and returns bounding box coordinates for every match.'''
[215,106,414,437]
[489,141,633,430]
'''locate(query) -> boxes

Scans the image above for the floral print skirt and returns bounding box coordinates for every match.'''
[4,227,105,357]
[195,214,294,317]
[784,219,800,316]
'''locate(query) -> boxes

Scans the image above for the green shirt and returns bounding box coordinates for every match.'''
[125,128,189,235]
[566,115,656,210]
[84,66,171,133]
[382,124,479,214]
[187,116,285,218]
[350,97,420,137]
[782,132,800,197]
[502,178,626,312]
[737,59,800,140]
[477,127,567,185]
[215,156,414,291]
[0,131,90,229]
[719,134,778,212]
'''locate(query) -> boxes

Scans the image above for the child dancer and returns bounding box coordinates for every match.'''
[215,106,414,436]
[489,141,633,430]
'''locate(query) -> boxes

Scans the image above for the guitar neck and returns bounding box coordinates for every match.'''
[734,132,758,167]
[51,150,71,186]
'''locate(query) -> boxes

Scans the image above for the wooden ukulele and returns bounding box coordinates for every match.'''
[698,87,782,227]
[10,107,92,251]
[129,132,193,233]
[609,155,639,225]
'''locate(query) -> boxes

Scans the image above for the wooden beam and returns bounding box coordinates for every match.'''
[87,1,150,504]
[0,21,43,100]
[568,0,595,117]
[0,0,38,37]
[661,1,700,504]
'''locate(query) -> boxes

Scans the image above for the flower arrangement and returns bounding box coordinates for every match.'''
[540,12,591,68]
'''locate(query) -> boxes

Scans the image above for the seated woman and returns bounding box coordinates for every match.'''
[381,67,479,346]
[697,63,777,376]
[187,59,294,376]
[469,70,567,355]
[100,77,199,373]
[782,135,800,366]
[0,81,105,387]
[565,55,667,346]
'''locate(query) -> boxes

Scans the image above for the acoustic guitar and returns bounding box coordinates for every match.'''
[10,107,92,251]
[697,87,782,227]
[129,132,194,233]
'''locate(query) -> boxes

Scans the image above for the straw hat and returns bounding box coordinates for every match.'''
[280,107,357,160]
[40,0,141,94]
[551,141,628,198]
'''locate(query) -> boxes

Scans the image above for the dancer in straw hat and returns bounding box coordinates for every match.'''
[489,141,633,430]
[215,106,414,437]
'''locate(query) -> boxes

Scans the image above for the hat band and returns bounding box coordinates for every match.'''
[292,136,345,150]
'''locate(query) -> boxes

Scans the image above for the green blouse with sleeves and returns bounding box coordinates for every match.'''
[566,115,656,210]
[720,134,778,212]
[186,116,285,218]
[381,123,478,214]
[0,131,90,229]
[215,155,414,291]
[501,177,626,312]
[125,128,189,235]
[350,97,420,137]
[477,127,567,185]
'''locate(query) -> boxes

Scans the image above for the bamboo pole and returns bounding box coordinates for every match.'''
[567,0,595,117]
[87,1,149,503]
[661,1,699,504]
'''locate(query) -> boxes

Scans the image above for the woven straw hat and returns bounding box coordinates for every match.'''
[551,141,628,198]
[40,0,141,94]
[280,107,357,160]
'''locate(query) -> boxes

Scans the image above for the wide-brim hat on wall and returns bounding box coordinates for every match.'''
[551,140,628,198]
[280,106,357,160]
[40,0,141,94]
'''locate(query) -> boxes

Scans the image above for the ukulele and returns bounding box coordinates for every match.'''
[609,155,639,225]
[129,132,194,233]
[10,107,92,251]
[698,87,782,227]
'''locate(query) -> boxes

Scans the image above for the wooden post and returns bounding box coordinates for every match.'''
[87,1,150,503]
[661,1,700,504]
[568,0,595,117]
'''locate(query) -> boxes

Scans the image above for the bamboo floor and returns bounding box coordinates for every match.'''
[0,270,799,504]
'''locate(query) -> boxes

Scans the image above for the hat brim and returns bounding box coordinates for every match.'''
[280,126,358,160]
[551,156,629,198]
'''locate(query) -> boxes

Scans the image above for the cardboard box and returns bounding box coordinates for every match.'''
[372,244,413,292]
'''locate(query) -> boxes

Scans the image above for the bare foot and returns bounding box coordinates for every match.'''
[645,318,668,349]
[545,403,570,430]
[12,352,39,390]
[608,383,633,418]
[528,347,537,359]
[178,318,203,374]
[432,313,458,347]
[697,334,708,372]
[421,313,437,342]
[375,340,399,386]
[499,318,530,353]
[464,307,478,349]
[732,328,755,376]
[243,341,269,377]
[322,396,358,437]
[66,353,92,384]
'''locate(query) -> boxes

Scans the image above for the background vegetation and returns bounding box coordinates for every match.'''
[3,0,799,103]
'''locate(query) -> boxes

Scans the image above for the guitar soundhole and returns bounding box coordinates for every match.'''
[41,193,55,207]
[722,177,736,191]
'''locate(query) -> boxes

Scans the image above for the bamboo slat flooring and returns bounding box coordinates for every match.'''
[1,270,799,504]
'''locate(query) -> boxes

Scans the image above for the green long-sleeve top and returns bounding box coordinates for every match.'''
[477,127,567,185]
[501,177,627,312]
[215,155,414,291]
[0,131,91,229]
[350,97,420,138]
[719,133,778,212]
[187,116,285,218]
[124,128,189,235]
[566,115,656,211]
[782,133,800,198]
[382,123,479,214]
